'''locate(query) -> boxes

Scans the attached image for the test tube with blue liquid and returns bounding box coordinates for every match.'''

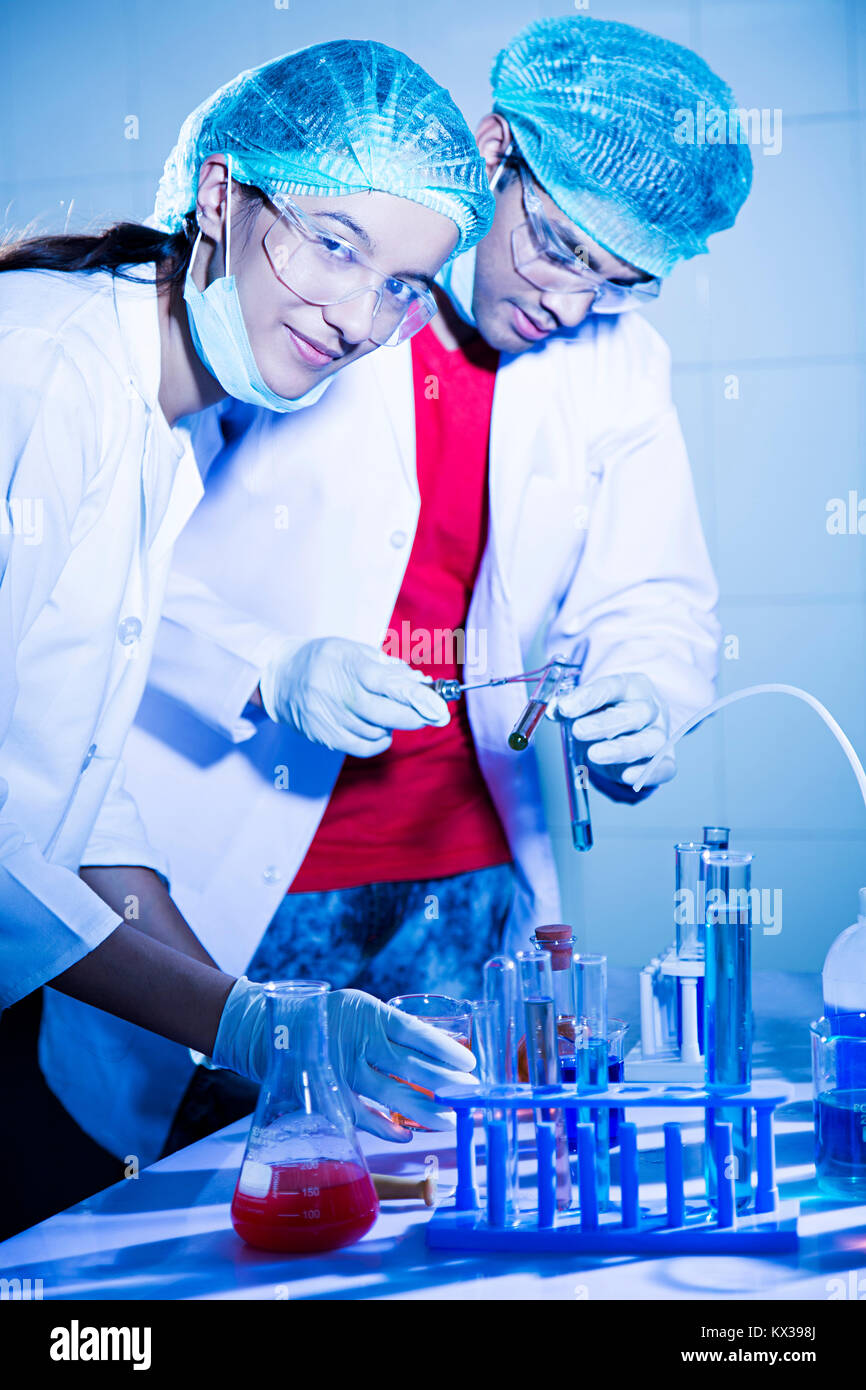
[703,849,753,1210]
[560,692,593,852]
[574,952,611,1208]
[516,948,572,1213]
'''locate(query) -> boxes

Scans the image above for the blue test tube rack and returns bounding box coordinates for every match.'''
[426,1080,799,1254]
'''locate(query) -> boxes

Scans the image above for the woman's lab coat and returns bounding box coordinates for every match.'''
[40,310,720,1162]
[0,268,202,1007]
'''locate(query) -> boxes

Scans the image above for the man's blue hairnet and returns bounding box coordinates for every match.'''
[154,40,493,255]
[491,17,753,277]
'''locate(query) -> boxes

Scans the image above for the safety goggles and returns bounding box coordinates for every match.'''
[507,157,661,314]
[263,196,437,346]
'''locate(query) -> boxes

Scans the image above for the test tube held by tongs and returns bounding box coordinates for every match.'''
[508,654,568,751]
[516,949,572,1212]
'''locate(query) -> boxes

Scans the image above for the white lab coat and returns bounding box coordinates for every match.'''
[0,267,202,1008]
[40,310,720,1163]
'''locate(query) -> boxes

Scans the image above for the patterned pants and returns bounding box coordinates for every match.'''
[162,863,515,1156]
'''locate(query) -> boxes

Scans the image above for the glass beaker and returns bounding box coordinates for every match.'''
[386,994,472,1131]
[811,1017,866,1201]
[230,981,378,1254]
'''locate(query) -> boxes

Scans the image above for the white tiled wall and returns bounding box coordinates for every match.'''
[3,0,864,971]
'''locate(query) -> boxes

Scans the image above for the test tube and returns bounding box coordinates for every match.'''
[574,953,611,1207]
[559,677,593,851]
[481,955,520,1222]
[508,655,567,751]
[703,850,753,1211]
[516,949,571,1211]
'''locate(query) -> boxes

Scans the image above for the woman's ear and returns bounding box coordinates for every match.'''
[194,155,230,241]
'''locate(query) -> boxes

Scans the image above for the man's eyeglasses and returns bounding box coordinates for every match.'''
[499,153,662,314]
[263,196,438,346]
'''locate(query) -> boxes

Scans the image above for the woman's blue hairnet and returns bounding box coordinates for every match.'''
[491,17,753,277]
[154,40,493,255]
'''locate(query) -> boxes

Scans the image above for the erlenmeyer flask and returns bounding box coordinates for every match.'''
[230,981,379,1254]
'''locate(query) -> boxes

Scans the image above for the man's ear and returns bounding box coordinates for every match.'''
[475,113,513,181]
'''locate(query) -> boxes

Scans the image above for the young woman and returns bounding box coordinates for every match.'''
[0,40,491,1135]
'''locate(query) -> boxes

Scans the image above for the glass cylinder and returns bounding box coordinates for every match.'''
[574,953,608,1041]
[811,1017,866,1201]
[572,954,610,1206]
[675,841,708,960]
[481,956,521,1219]
[703,851,753,1210]
[516,950,557,1088]
[516,948,571,1211]
[231,981,378,1253]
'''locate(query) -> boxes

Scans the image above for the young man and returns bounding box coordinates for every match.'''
[41,16,753,1163]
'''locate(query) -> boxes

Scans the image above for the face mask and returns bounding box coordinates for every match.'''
[183,162,333,414]
[436,245,477,328]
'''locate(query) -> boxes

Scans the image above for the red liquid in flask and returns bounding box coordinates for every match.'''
[231,1159,379,1254]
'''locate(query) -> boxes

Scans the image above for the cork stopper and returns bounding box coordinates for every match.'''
[534,924,575,971]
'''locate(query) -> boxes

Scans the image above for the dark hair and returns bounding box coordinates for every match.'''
[0,216,197,286]
[0,183,268,286]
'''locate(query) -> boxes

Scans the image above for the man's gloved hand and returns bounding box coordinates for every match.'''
[212,980,477,1143]
[259,636,449,758]
[549,672,674,788]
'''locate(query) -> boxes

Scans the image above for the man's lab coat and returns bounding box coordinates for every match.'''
[40,310,720,1163]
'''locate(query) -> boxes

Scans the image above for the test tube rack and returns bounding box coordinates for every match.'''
[426,1080,799,1255]
[626,946,705,1080]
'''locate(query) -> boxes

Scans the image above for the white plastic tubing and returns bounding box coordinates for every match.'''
[631,683,866,814]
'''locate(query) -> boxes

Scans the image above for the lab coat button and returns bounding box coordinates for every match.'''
[262,865,282,885]
[117,617,142,645]
[81,743,97,772]
[390,530,408,549]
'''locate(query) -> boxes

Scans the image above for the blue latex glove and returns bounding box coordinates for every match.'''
[549,673,674,788]
[212,980,477,1142]
[259,636,449,757]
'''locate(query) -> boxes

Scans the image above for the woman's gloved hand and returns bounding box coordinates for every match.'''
[549,672,675,788]
[212,980,477,1142]
[258,636,449,758]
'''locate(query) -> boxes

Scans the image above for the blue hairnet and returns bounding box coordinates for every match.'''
[154,40,493,255]
[491,17,753,277]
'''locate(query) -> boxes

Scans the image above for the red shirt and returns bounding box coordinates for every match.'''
[289,324,512,892]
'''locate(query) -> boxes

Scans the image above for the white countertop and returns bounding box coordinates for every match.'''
[2,970,864,1300]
